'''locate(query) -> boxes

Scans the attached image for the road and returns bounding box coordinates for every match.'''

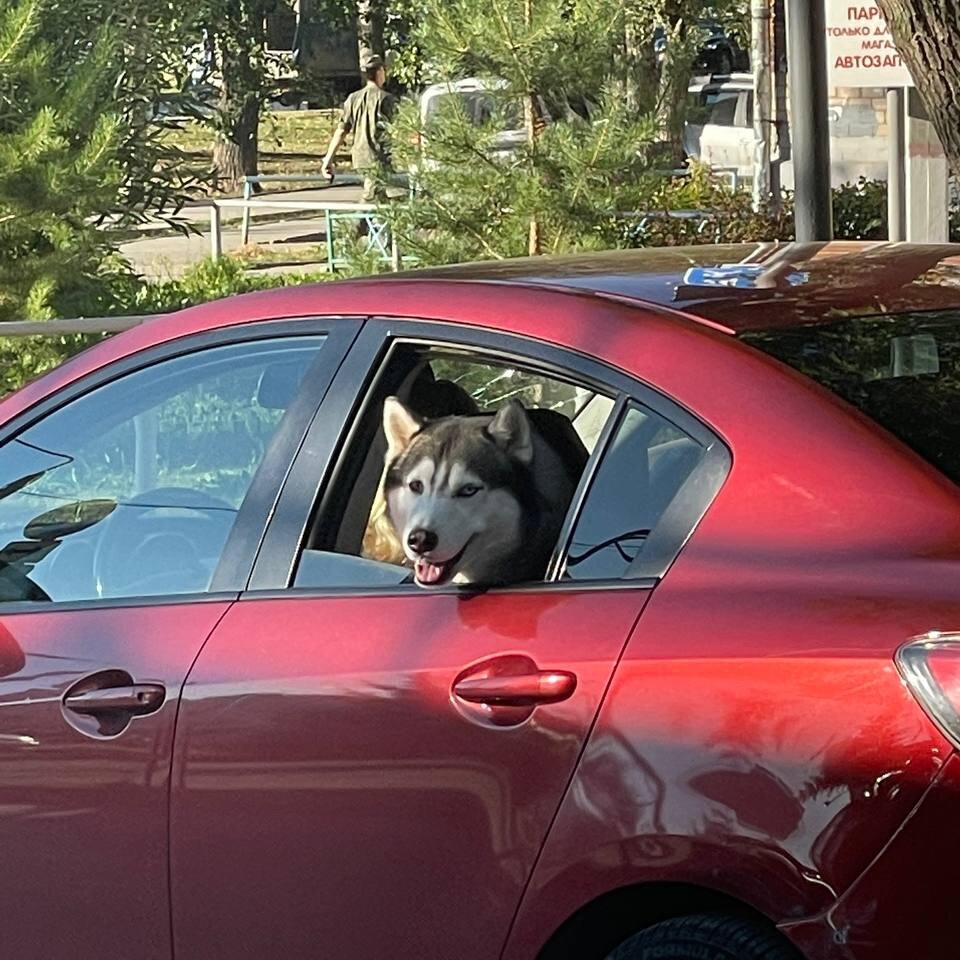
[119,183,367,279]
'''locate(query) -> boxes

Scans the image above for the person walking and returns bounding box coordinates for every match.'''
[321,54,397,202]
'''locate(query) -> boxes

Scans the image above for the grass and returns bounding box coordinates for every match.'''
[166,109,352,191]
[232,243,330,267]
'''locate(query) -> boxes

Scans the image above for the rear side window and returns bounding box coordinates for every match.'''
[562,403,705,581]
[740,310,960,484]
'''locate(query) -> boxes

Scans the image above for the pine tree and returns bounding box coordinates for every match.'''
[379,0,665,264]
[0,0,197,322]
[0,0,121,320]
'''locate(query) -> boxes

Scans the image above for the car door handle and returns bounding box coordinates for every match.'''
[61,670,166,739]
[63,684,165,715]
[452,670,577,707]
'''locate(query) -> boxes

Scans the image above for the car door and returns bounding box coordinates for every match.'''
[169,320,725,960]
[696,87,753,179]
[0,321,353,958]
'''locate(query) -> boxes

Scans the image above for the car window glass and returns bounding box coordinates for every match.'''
[740,310,960,485]
[295,346,616,589]
[0,336,325,604]
[707,93,738,126]
[425,91,522,130]
[562,402,705,581]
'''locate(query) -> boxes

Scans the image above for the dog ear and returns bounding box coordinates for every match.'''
[487,400,533,464]
[383,396,422,459]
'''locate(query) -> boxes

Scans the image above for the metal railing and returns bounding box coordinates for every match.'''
[207,197,402,271]
[238,173,363,246]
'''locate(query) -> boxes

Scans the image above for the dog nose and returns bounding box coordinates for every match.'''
[407,528,438,555]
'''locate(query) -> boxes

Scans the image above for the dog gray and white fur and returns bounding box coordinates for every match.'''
[382,396,587,587]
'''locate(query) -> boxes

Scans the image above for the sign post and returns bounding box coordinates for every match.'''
[787,0,833,240]
[888,87,906,241]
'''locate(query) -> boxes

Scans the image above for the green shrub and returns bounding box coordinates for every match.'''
[0,257,332,395]
[832,177,887,240]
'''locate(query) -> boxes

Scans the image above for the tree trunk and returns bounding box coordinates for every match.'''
[877,0,960,178]
[357,0,385,68]
[210,18,263,195]
[524,0,543,256]
[623,3,660,116]
[656,3,696,166]
[751,0,773,209]
[524,91,544,256]
[213,93,260,192]
[770,0,789,207]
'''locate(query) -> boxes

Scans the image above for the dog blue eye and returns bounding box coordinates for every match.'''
[456,484,481,498]
[409,480,424,494]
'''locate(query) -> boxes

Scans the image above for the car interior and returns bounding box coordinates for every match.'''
[294,342,706,589]
[296,344,614,588]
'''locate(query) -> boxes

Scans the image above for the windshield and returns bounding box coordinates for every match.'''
[424,90,522,129]
[740,310,960,485]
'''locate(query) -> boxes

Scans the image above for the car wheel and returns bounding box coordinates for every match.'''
[607,913,799,960]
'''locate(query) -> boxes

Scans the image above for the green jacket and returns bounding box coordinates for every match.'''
[339,82,397,171]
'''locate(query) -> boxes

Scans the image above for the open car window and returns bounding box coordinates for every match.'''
[293,339,713,591]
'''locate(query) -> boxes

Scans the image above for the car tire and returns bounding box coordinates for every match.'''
[607,913,799,960]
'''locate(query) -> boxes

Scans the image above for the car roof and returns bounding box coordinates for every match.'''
[8,241,960,422]
[420,77,503,97]
[391,241,960,332]
[688,73,753,92]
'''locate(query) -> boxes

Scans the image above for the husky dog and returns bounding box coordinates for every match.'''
[381,397,586,587]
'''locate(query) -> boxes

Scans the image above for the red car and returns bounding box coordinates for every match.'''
[1,241,959,960]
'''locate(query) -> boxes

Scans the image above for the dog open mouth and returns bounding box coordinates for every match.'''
[413,541,471,586]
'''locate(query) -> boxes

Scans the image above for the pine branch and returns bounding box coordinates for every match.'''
[0,0,41,71]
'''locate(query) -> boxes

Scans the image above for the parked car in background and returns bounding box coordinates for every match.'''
[2,242,960,959]
[416,77,545,164]
[655,20,749,75]
[684,73,889,187]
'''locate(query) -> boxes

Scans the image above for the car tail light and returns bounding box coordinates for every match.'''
[897,633,960,749]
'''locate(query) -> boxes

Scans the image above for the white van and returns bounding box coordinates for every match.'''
[684,74,889,188]
[417,78,537,164]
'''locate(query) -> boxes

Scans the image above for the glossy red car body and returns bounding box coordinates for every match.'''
[2,241,959,959]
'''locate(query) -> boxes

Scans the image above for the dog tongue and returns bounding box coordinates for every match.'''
[415,558,445,584]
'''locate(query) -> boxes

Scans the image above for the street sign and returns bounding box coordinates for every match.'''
[826,2,913,86]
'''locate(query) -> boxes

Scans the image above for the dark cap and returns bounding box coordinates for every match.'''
[362,54,385,72]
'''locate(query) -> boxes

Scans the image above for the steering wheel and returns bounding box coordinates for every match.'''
[92,487,237,599]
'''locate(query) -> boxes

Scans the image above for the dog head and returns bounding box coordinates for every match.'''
[382,396,534,587]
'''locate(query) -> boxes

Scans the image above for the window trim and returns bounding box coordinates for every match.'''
[544,392,627,581]
[246,317,730,596]
[0,318,363,608]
